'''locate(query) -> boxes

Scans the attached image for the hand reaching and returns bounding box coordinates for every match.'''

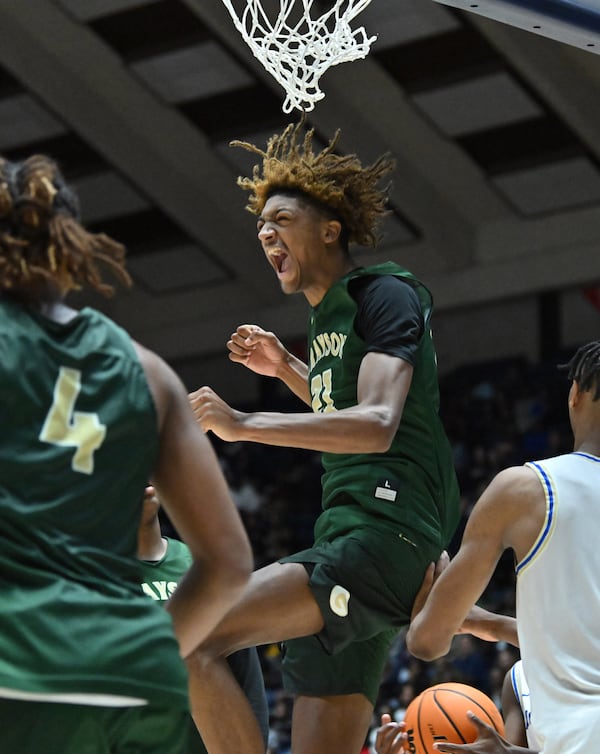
[411,550,450,621]
[374,707,524,754]
[374,714,407,754]
[433,713,521,753]
[227,325,289,378]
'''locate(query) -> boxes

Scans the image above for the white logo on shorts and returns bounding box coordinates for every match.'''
[329,585,350,617]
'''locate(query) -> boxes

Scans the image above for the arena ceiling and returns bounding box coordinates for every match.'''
[0,0,599,371]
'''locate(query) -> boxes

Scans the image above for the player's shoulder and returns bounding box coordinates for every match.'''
[351,271,416,293]
[133,341,180,389]
[349,272,422,316]
[481,466,545,518]
[132,341,187,428]
[490,464,541,491]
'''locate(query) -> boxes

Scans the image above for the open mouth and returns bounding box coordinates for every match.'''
[267,248,289,275]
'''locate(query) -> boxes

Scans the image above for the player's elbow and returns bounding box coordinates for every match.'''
[234,546,253,586]
[198,532,252,605]
[405,626,449,662]
[369,408,400,452]
[218,538,253,590]
[407,641,444,663]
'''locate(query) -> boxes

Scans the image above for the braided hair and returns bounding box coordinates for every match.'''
[231,119,395,248]
[0,154,130,301]
[563,341,600,401]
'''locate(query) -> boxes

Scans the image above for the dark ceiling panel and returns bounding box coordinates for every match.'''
[89,0,210,61]
[179,85,286,142]
[0,65,22,97]
[88,208,190,254]
[458,116,585,174]
[4,133,108,178]
[374,26,502,92]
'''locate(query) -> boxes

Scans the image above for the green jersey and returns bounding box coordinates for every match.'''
[0,297,188,708]
[139,537,192,603]
[307,263,459,548]
[139,537,270,753]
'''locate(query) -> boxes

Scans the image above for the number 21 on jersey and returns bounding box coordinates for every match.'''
[311,368,336,413]
[39,367,106,475]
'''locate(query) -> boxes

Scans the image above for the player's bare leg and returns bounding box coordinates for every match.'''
[187,561,324,754]
[186,653,266,754]
[291,693,374,754]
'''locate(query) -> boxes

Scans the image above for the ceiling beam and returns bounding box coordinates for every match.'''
[0,0,278,314]
[465,13,600,160]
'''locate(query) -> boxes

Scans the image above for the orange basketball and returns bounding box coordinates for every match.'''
[402,682,505,753]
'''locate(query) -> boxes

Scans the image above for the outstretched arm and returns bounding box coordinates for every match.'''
[190,350,413,453]
[459,606,519,647]
[406,467,541,661]
[410,553,519,647]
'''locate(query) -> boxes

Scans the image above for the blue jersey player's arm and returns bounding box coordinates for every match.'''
[405,465,544,661]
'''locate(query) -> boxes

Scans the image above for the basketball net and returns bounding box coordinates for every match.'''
[221,0,377,113]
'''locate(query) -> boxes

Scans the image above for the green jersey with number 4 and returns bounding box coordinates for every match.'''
[308,263,459,549]
[0,297,188,708]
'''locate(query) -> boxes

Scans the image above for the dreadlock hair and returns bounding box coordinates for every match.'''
[230,118,395,248]
[561,341,600,401]
[0,154,131,301]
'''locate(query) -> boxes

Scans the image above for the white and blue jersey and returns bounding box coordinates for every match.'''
[516,452,600,754]
[510,660,541,750]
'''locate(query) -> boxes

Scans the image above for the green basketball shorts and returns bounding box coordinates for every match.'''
[280,525,441,704]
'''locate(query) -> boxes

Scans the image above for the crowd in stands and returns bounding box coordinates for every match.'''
[162,350,575,754]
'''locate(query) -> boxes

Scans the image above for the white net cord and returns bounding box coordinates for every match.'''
[221,0,377,113]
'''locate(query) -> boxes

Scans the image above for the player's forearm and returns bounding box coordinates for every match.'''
[233,404,398,453]
[460,606,519,646]
[275,352,311,405]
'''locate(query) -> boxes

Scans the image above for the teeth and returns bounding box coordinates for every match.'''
[267,248,283,257]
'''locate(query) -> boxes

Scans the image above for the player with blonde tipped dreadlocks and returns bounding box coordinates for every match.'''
[230,119,392,248]
[0,154,252,754]
[188,121,460,754]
